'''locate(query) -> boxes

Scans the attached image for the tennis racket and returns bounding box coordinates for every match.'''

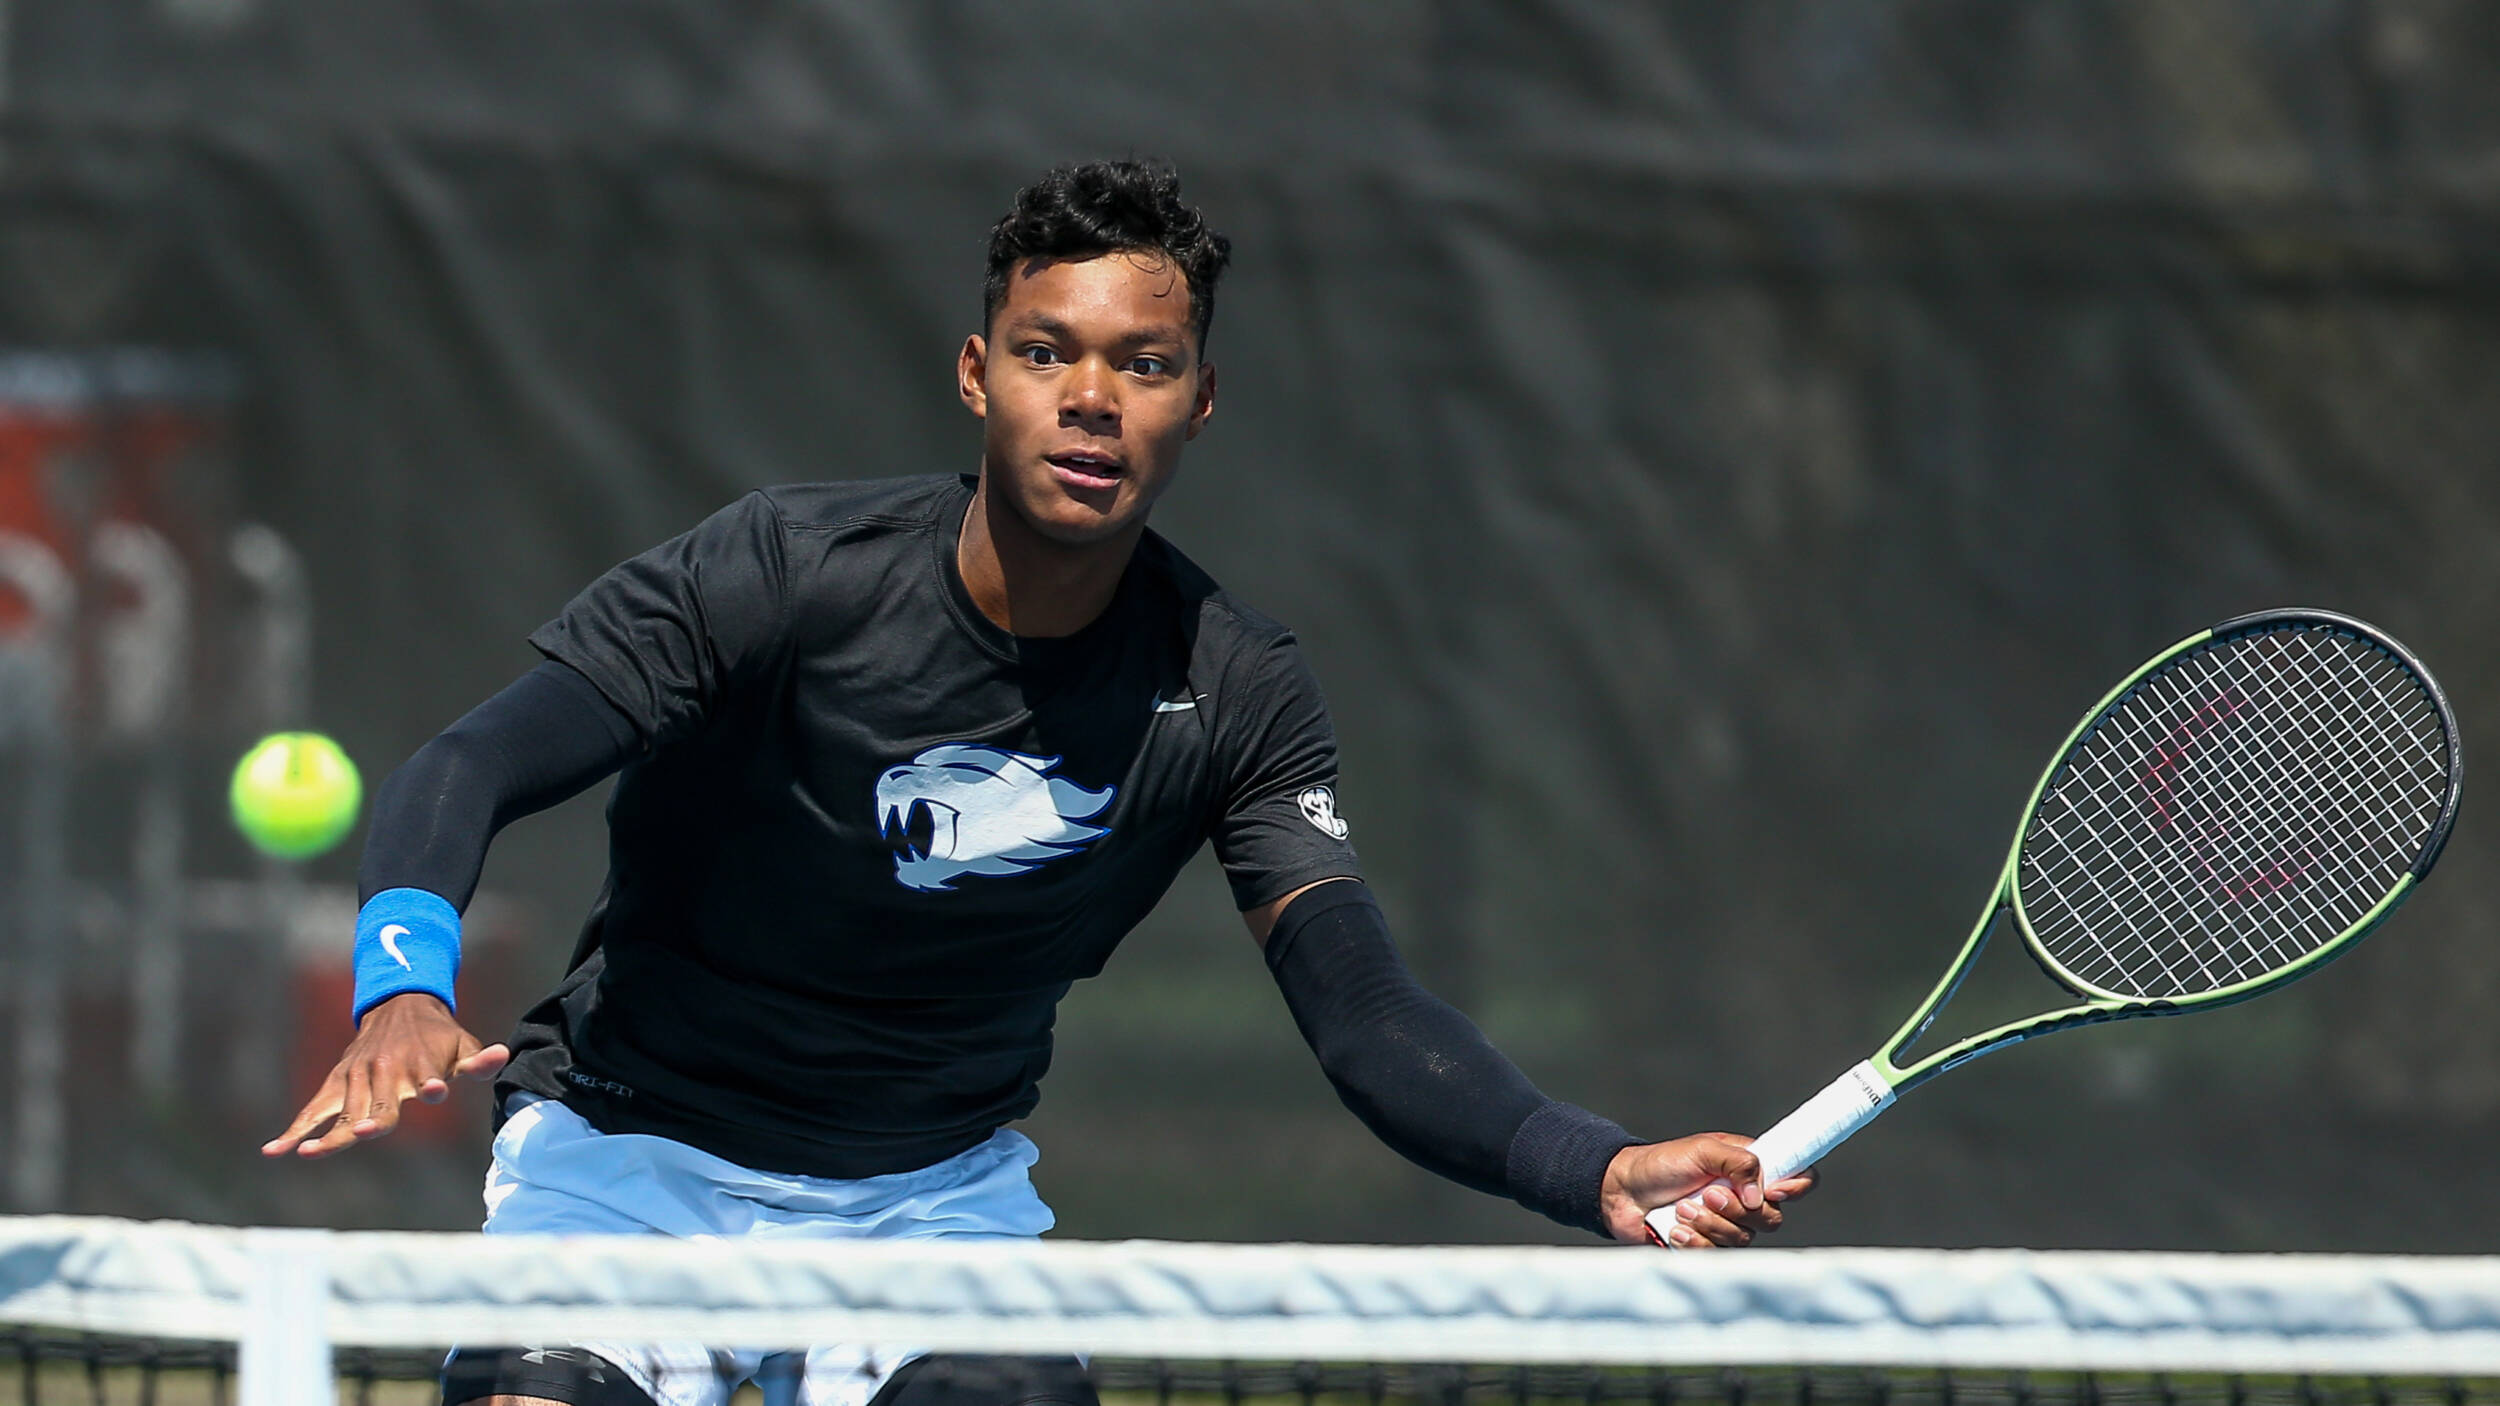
[1646,608,2462,1248]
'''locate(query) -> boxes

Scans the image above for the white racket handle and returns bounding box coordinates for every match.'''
[1643,1059,1895,1248]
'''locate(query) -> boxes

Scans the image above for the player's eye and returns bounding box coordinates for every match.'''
[1125,356,1169,377]
[1020,345,1063,367]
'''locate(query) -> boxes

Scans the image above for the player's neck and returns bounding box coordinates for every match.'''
[955,477,1143,638]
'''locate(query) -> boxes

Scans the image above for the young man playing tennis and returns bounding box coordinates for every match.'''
[266,161,1814,1406]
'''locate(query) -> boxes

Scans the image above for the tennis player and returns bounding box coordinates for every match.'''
[266,161,1814,1406]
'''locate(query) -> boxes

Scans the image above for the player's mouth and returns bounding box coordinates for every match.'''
[1044,451,1124,492]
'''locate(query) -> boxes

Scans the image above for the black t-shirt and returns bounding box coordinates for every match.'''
[500,474,1361,1178]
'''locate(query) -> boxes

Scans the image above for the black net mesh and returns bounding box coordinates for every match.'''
[4,1335,2497,1406]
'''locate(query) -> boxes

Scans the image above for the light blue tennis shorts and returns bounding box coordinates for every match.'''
[479,1095,1055,1406]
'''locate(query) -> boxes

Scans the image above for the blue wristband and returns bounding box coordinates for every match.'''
[352,887,462,1025]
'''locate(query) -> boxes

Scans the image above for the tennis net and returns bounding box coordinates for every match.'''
[3,1218,2495,1406]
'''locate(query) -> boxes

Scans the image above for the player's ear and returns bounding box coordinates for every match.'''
[958,334,989,417]
[1185,358,1216,440]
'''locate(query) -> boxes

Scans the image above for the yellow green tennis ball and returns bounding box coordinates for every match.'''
[230,732,363,860]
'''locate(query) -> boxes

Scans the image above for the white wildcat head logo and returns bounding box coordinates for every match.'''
[1297,785,1350,840]
[875,744,1115,892]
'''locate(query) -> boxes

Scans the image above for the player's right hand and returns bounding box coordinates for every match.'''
[1599,1133,1818,1248]
[261,993,509,1159]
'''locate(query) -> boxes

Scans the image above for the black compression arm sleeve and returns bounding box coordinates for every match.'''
[1262,880,1639,1238]
[356,661,641,908]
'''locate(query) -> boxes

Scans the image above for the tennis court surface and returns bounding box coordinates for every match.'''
[3,1218,2495,1406]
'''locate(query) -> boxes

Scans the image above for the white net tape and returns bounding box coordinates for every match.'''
[5,1217,2500,1401]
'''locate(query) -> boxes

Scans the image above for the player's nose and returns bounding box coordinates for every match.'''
[1060,357,1120,426]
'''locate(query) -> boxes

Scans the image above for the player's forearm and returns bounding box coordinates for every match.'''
[348,661,638,1022]
[1263,881,1637,1237]
[358,660,639,906]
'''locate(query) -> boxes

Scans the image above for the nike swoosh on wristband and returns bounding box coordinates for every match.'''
[378,923,413,970]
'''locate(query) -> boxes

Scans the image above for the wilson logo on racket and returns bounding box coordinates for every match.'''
[874,744,1116,893]
[2137,686,2318,903]
[1649,608,2462,1249]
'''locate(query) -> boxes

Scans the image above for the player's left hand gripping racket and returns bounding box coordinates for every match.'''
[1648,608,2462,1248]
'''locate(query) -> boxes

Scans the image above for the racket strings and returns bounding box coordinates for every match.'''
[2134,648,2427,966]
[2032,662,2325,993]
[2184,649,2431,968]
[2061,635,2442,990]
[2039,632,2443,993]
[2038,682,2374,994]
[2017,624,2451,1000]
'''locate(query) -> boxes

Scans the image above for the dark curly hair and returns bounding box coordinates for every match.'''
[984,161,1232,351]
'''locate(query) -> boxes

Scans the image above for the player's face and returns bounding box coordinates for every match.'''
[959,250,1216,547]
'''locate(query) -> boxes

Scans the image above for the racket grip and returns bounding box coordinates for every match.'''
[1643,1059,1894,1248]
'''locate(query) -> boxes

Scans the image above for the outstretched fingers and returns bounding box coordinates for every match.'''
[263,998,502,1160]
[357,1057,417,1140]
[423,1040,509,1104]
[455,1041,512,1082]
[298,1061,380,1157]
[262,1070,349,1158]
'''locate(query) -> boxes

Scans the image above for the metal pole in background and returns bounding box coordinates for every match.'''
[229,524,309,1115]
[0,532,73,1210]
[93,520,192,1102]
[228,524,308,727]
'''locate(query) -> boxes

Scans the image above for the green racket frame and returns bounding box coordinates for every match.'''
[1645,608,2461,1247]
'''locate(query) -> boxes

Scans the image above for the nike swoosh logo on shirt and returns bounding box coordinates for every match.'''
[378,923,413,969]
[1153,696,1200,713]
